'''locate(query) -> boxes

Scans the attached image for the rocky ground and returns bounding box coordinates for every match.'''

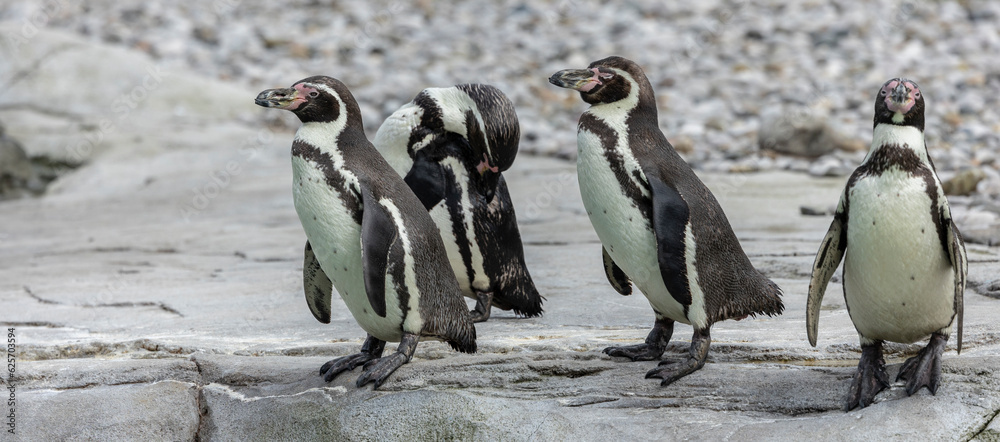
[3,2,1000,441]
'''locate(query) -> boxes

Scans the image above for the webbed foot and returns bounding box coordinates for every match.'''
[603,317,674,361]
[320,335,386,382]
[469,290,493,323]
[645,327,710,386]
[896,332,947,396]
[356,333,419,389]
[845,341,890,411]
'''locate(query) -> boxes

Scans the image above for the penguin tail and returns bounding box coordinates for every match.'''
[714,272,785,323]
[491,270,545,318]
[751,276,785,318]
[446,323,477,354]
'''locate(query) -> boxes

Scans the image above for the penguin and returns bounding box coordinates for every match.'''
[372,84,543,322]
[548,56,784,386]
[254,76,476,389]
[807,78,967,411]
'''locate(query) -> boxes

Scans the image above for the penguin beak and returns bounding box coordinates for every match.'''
[890,82,908,105]
[255,87,304,110]
[549,68,606,92]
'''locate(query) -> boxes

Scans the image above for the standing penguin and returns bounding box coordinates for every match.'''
[807,78,967,411]
[255,76,476,389]
[548,56,784,386]
[373,84,543,322]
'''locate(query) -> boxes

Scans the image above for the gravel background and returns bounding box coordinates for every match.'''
[2,0,1000,192]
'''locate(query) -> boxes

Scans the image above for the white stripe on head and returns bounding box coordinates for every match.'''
[293,82,360,193]
[425,87,494,163]
[579,69,649,200]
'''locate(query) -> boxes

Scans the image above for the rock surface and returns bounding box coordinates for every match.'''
[3,18,1000,442]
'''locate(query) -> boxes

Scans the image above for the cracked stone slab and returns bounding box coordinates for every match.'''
[11,380,200,442]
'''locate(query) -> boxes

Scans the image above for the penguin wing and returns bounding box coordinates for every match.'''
[602,245,632,296]
[806,192,848,347]
[360,185,398,318]
[303,241,333,324]
[943,210,967,354]
[403,150,448,210]
[645,172,693,307]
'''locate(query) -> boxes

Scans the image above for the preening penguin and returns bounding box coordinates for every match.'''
[549,56,784,386]
[255,76,476,389]
[373,84,543,322]
[807,78,967,411]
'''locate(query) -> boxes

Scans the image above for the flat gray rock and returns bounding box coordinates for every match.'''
[3,24,1000,442]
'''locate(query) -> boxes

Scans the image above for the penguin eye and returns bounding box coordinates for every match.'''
[880,89,887,96]
[914,91,921,98]
[308,91,320,98]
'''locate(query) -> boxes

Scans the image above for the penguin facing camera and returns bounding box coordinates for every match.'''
[807,78,967,410]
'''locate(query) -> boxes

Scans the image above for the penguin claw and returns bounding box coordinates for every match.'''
[896,333,947,396]
[356,352,408,389]
[319,352,379,383]
[645,357,702,386]
[845,343,890,411]
[602,343,666,361]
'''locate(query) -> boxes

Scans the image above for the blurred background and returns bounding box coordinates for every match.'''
[2,0,1000,201]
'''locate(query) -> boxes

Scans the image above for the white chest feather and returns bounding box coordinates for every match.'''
[843,127,955,343]
[291,136,406,341]
[577,116,700,325]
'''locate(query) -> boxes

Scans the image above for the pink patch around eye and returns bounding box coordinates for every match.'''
[285,84,318,110]
[578,68,612,92]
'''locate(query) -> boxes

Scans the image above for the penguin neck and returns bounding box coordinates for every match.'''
[294,119,355,156]
[583,76,654,133]
[863,123,929,166]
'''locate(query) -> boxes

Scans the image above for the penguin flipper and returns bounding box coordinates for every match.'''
[403,151,448,210]
[303,241,333,324]
[360,186,396,318]
[807,193,848,347]
[945,215,967,354]
[602,245,632,296]
[645,173,693,307]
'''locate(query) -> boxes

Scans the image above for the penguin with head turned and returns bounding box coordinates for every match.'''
[549,56,784,386]
[807,78,967,411]
[255,76,476,389]
[373,84,543,323]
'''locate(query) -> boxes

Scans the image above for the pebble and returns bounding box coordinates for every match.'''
[1,0,999,197]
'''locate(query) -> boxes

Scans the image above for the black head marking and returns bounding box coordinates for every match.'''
[874,78,924,131]
[255,75,365,128]
[549,56,657,113]
[455,84,520,172]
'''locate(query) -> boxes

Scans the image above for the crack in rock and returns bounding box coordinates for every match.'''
[23,285,183,317]
[0,44,77,96]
